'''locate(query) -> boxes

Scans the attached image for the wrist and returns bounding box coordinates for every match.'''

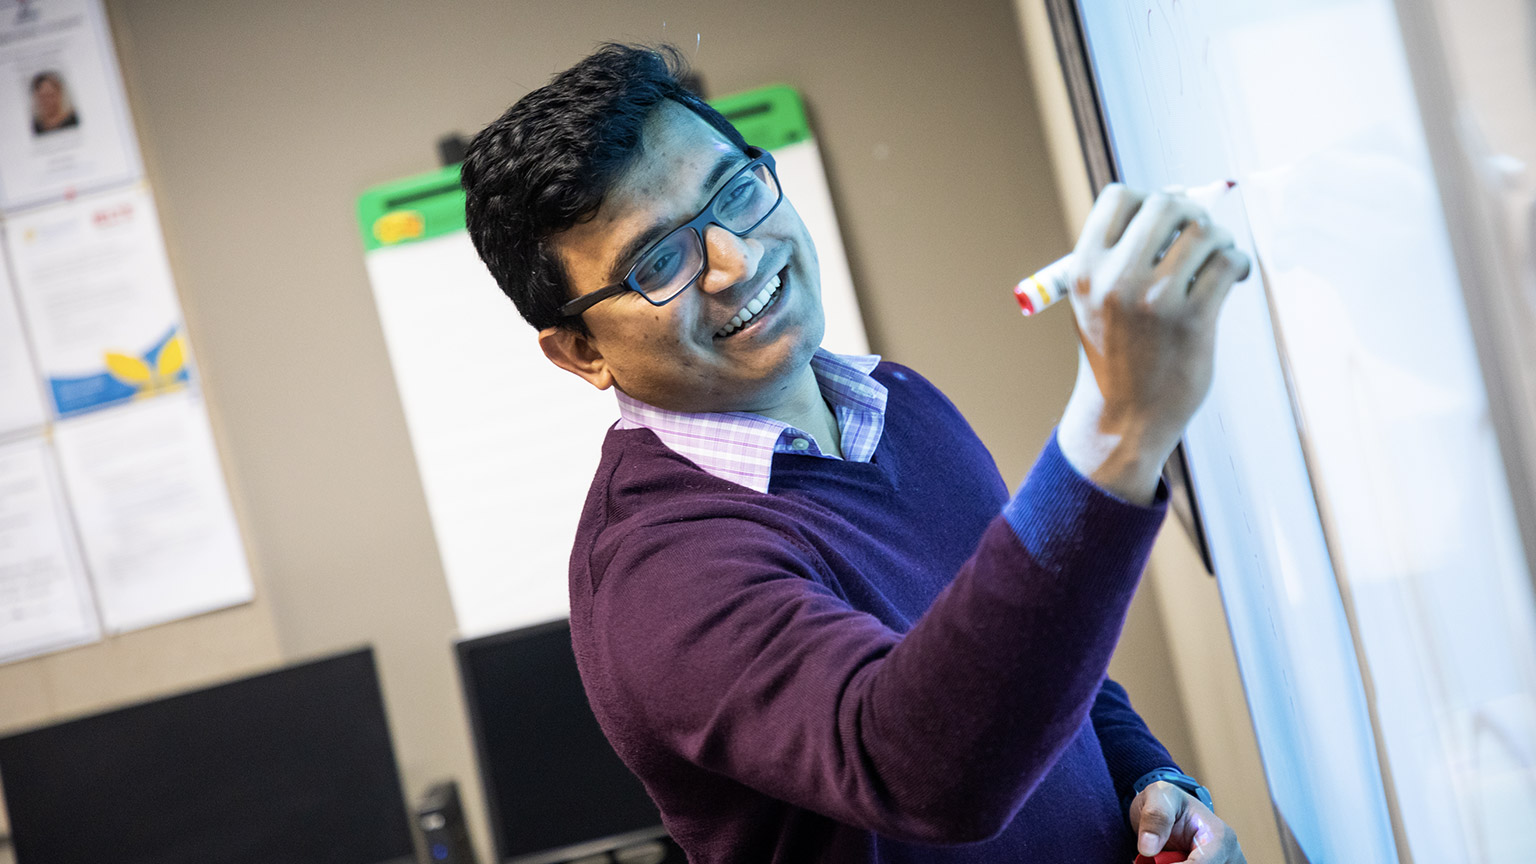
[1058,394,1172,506]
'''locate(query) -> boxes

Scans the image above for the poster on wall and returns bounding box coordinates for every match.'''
[52,391,252,634]
[0,244,47,436]
[0,0,143,212]
[4,184,190,419]
[0,0,253,660]
[0,436,100,662]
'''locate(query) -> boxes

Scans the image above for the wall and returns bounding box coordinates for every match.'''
[0,0,1203,857]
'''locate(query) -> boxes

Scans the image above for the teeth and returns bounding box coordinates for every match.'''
[716,273,784,337]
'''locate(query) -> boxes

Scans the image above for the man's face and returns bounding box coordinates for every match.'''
[546,100,824,414]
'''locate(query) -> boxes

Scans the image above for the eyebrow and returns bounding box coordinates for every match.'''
[603,149,750,285]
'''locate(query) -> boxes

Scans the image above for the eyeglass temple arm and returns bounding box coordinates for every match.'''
[559,282,630,318]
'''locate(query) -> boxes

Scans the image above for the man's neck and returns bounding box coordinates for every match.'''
[751,365,842,458]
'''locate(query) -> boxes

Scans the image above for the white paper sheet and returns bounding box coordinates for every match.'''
[0,0,142,212]
[0,436,98,662]
[5,185,189,418]
[366,233,614,637]
[52,391,251,633]
[0,240,47,436]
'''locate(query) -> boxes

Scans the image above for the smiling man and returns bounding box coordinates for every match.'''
[462,44,1249,864]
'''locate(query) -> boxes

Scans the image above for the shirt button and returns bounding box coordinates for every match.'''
[790,437,811,451]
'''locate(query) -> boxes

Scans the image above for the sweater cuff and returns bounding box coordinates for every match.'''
[1003,430,1168,573]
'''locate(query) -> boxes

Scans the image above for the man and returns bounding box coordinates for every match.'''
[462,44,1249,863]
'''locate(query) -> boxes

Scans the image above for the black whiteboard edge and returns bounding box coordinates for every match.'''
[1044,0,1117,193]
[1044,0,1217,577]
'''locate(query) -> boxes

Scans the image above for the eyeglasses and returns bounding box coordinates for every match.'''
[559,146,783,319]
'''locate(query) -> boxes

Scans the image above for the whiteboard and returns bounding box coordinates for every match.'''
[1071,1,1536,862]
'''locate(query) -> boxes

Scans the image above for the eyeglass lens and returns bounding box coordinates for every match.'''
[631,162,781,300]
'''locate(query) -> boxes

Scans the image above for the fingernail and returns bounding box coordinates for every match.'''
[1139,831,1160,854]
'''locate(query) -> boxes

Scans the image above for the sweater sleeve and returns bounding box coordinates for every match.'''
[1090,678,1180,810]
[582,433,1166,844]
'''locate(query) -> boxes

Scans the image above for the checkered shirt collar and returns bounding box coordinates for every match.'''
[614,349,888,493]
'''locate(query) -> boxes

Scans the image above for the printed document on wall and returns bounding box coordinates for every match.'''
[0,437,99,662]
[0,242,47,435]
[5,185,190,418]
[52,391,251,633]
[0,0,142,212]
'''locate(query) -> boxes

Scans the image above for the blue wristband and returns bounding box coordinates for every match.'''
[1130,767,1214,812]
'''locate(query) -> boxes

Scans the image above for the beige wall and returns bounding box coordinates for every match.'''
[0,0,1226,857]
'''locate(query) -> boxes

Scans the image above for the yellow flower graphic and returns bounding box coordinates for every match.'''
[373,210,424,245]
[104,334,187,398]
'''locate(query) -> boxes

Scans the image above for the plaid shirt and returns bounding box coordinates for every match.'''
[614,349,889,494]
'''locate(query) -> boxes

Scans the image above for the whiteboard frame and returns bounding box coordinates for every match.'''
[1044,0,1216,577]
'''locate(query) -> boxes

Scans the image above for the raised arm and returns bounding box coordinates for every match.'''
[583,438,1166,843]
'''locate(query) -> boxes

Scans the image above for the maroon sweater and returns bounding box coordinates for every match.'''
[569,363,1173,862]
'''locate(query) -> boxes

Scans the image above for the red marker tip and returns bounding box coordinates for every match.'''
[1133,852,1189,864]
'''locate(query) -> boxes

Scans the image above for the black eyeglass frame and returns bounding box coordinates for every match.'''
[557,146,782,319]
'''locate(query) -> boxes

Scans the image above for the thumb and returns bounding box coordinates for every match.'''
[1135,784,1180,856]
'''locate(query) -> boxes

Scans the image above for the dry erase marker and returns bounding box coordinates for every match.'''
[1014,180,1236,316]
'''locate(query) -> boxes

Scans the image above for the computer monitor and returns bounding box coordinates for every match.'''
[456,619,675,864]
[0,648,415,864]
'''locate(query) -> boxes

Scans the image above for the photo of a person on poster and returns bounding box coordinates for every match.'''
[30,70,80,135]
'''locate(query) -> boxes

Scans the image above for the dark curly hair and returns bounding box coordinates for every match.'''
[462,44,749,333]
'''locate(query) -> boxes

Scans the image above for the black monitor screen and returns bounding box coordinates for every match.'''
[457,619,663,860]
[0,648,413,864]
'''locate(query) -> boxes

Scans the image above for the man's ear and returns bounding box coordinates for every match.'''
[539,326,615,391]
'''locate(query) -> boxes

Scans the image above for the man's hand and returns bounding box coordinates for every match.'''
[1129,781,1246,863]
[1056,184,1250,505]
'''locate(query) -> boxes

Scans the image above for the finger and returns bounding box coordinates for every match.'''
[1075,183,1146,255]
[1116,192,1203,274]
[1162,221,1231,290]
[1183,812,1244,864]
[1134,784,1181,856]
[1146,222,1227,310]
[1185,830,1245,864]
[1188,246,1251,315]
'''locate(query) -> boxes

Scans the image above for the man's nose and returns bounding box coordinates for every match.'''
[696,224,762,295]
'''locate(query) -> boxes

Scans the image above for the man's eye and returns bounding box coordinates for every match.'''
[646,252,676,276]
[637,250,681,289]
[719,178,758,213]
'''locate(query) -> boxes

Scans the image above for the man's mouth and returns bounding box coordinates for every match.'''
[715,269,785,338]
